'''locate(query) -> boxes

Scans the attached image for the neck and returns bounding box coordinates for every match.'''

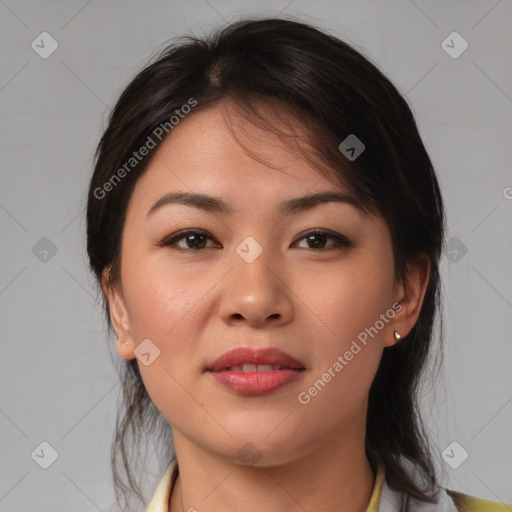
[168,432,376,512]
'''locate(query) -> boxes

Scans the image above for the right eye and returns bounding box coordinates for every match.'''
[158,229,220,251]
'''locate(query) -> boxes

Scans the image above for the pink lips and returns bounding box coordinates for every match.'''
[207,347,305,372]
[206,347,306,395]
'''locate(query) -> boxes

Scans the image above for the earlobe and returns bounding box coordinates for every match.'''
[116,338,135,360]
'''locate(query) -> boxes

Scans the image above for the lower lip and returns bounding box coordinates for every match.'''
[208,369,305,395]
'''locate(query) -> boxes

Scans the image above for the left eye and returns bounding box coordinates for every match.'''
[293,229,353,250]
[159,229,353,251]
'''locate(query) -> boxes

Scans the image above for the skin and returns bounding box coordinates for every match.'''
[103,101,430,512]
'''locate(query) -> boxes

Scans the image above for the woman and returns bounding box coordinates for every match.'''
[86,17,511,512]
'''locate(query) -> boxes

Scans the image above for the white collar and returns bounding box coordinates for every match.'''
[378,457,459,512]
[379,478,459,511]
[145,457,459,512]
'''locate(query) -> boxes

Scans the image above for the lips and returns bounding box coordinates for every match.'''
[206,347,306,373]
[217,364,287,372]
[207,347,306,395]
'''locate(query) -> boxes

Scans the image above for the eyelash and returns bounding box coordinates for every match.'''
[158,228,354,252]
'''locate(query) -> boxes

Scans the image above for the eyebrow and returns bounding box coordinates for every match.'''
[146,190,366,219]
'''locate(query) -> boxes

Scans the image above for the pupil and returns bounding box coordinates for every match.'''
[188,234,205,249]
[308,234,325,248]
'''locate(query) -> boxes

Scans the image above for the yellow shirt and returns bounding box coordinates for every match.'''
[145,458,512,512]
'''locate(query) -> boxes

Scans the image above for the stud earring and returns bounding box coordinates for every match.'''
[393,331,401,341]
[120,339,131,345]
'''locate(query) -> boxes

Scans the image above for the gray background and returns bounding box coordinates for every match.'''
[1,1,511,511]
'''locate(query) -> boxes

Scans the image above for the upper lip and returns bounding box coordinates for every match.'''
[206,347,306,372]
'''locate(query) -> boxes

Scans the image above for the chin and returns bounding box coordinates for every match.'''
[209,431,304,469]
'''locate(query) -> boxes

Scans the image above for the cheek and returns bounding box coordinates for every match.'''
[121,261,209,421]
[291,255,393,408]
[119,252,213,393]
[294,253,394,345]
[122,248,209,340]
[293,264,388,416]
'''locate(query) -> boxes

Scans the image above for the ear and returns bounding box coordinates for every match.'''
[386,254,431,347]
[101,267,136,360]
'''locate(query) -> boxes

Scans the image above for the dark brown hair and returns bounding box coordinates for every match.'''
[86,16,446,511]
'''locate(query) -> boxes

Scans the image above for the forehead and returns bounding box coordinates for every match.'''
[132,102,345,204]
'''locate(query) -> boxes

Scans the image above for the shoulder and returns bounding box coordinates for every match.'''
[446,488,512,512]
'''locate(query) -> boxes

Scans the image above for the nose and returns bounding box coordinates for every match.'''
[217,240,294,328]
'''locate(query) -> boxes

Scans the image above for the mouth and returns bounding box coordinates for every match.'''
[213,364,303,372]
[206,347,306,395]
[206,346,306,373]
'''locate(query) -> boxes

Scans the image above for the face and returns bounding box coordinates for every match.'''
[104,102,428,467]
